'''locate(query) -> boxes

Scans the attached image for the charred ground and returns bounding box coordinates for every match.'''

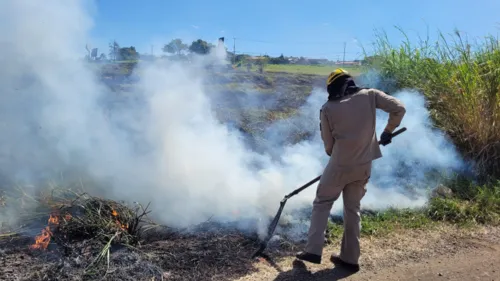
[0,187,307,281]
[0,68,325,281]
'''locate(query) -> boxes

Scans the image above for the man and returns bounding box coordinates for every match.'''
[296,68,406,272]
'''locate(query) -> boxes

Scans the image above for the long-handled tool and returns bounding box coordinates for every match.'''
[251,127,407,259]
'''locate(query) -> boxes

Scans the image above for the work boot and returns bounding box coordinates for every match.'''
[330,254,360,272]
[295,251,321,264]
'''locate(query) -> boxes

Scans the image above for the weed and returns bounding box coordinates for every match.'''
[326,179,500,241]
[428,180,500,225]
[326,208,433,242]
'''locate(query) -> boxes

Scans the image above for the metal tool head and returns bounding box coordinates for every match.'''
[251,199,288,258]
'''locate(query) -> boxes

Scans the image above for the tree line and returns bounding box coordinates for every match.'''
[162,38,216,56]
[89,37,365,65]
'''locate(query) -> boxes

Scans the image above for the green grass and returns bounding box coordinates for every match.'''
[263,64,362,76]
[427,180,500,225]
[326,178,500,241]
[368,27,500,179]
[327,208,433,240]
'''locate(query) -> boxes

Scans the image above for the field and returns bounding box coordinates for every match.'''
[263,64,362,76]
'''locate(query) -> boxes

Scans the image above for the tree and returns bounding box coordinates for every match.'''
[119,46,139,61]
[268,54,289,64]
[108,40,120,61]
[189,39,214,55]
[162,39,187,55]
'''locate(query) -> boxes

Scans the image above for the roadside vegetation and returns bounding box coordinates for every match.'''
[325,27,500,240]
[366,28,500,180]
[327,177,500,242]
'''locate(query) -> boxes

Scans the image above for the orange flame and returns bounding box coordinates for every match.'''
[111,208,128,231]
[29,226,52,250]
[29,213,65,250]
[48,214,59,225]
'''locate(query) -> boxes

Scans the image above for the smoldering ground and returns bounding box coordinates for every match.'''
[0,0,469,242]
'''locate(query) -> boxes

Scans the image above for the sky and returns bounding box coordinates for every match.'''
[88,0,500,61]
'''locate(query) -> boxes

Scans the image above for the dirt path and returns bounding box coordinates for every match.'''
[236,225,500,281]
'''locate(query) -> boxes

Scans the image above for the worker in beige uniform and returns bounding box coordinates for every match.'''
[296,69,406,272]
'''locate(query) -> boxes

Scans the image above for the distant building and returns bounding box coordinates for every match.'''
[335,60,362,66]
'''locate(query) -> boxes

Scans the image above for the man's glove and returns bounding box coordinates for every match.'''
[380,131,392,146]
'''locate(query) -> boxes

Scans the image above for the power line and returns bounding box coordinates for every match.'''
[343,42,346,65]
[236,50,359,56]
[234,37,349,45]
[233,37,236,64]
[228,37,363,61]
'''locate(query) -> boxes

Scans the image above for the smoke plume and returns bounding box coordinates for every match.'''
[0,1,467,238]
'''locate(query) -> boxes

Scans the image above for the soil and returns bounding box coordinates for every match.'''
[237,225,500,281]
[1,224,499,281]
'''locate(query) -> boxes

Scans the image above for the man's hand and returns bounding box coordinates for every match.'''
[380,130,392,146]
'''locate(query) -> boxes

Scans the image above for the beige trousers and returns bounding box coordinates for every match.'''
[305,162,371,265]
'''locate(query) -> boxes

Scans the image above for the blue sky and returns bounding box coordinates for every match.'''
[88,0,500,60]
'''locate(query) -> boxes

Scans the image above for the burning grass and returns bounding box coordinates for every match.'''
[54,195,147,245]
[0,187,164,280]
[0,185,302,281]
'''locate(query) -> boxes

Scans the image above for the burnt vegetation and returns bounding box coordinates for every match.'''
[0,184,306,281]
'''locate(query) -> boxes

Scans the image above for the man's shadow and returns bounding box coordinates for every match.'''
[273,259,358,281]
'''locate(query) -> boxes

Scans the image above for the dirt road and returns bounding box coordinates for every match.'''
[237,225,500,281]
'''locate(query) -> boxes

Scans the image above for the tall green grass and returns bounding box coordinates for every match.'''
[368,28,500,180]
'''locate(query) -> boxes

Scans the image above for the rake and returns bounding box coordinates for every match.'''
[251,127,407,259]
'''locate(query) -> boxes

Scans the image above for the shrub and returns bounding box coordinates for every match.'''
[427,180,500,225]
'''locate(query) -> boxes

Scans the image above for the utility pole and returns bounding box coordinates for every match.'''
[233,37,236,64]
[343,42,346,66]
[113,39,117,61]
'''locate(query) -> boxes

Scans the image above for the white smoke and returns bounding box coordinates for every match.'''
[0,0,467,238]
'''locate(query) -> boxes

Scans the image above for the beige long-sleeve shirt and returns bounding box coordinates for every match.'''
[320,88,406,168]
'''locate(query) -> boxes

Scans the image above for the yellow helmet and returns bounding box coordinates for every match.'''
[327,68,350,86]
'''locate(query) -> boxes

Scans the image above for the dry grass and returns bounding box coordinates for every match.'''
[0,186,161,280]
[55,194,150,245]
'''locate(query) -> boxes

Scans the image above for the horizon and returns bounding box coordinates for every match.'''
[86,0,500,61]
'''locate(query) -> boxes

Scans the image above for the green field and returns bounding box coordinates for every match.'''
[99,59,362,77]
[263,63,362,76]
